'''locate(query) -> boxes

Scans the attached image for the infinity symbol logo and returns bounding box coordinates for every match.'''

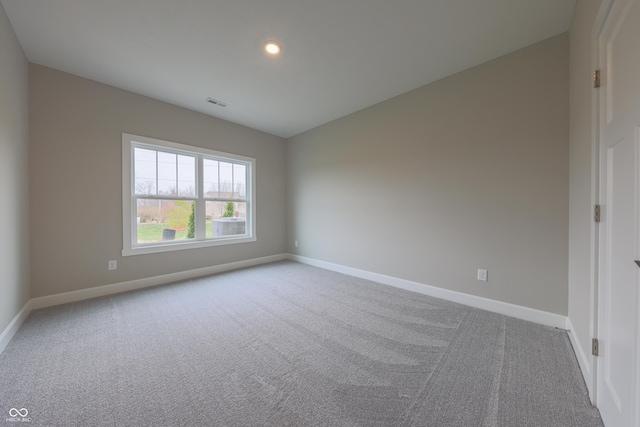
[9,408,28,417]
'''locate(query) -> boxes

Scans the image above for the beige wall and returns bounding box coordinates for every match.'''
[29,65,287,298]
[0,4,30,331]
[568,0,602,387]
[287,34,570,315]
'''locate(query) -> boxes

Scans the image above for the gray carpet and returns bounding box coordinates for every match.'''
[0,261,602,426]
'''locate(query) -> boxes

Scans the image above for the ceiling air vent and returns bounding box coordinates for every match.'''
[206,98,227,108]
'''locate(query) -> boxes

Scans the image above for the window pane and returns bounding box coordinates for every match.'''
[203,159,219,198]
[219,161,233,199]
[134,148,156,195]
[136,199,195,243]
[177,155,196,197]
[233,164,246,199]
[157,151,177,195]
[206,201,246,238]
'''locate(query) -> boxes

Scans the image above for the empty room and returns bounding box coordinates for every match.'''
[0,0,638,426]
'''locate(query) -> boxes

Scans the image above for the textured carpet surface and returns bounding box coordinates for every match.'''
[0,261,602,426]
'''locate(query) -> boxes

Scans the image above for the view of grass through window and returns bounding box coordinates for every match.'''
[136,200,246,243]
[136,199,195,242]
[133,146,247,244]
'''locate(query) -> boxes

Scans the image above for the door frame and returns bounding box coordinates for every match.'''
[587,0,614,405]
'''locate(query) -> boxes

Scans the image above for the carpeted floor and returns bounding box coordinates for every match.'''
[0,261,602,426]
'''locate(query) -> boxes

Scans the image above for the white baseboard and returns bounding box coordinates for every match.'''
[288,254,568,329]
[0,254,288,354]
[566,317,595,402]
[31,254,287,310]
[0,299,32,354]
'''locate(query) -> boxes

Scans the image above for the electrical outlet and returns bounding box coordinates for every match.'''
[108,260,117,270]
[477,269,488,282]
[294,240,298,248]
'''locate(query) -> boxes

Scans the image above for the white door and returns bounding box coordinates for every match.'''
[597,0,640,426]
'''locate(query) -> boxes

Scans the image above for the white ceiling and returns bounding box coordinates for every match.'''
[1,0,576,138]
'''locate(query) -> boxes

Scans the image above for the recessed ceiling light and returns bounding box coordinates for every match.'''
[264,41,281,56]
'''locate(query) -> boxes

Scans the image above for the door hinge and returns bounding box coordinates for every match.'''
[594,205,601,223]
[592,338,599,356]
[594,70,601,88]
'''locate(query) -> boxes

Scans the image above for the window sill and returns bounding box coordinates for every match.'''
[122,236,256,256]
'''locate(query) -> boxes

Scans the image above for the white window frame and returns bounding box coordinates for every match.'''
[122,133,256,256]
